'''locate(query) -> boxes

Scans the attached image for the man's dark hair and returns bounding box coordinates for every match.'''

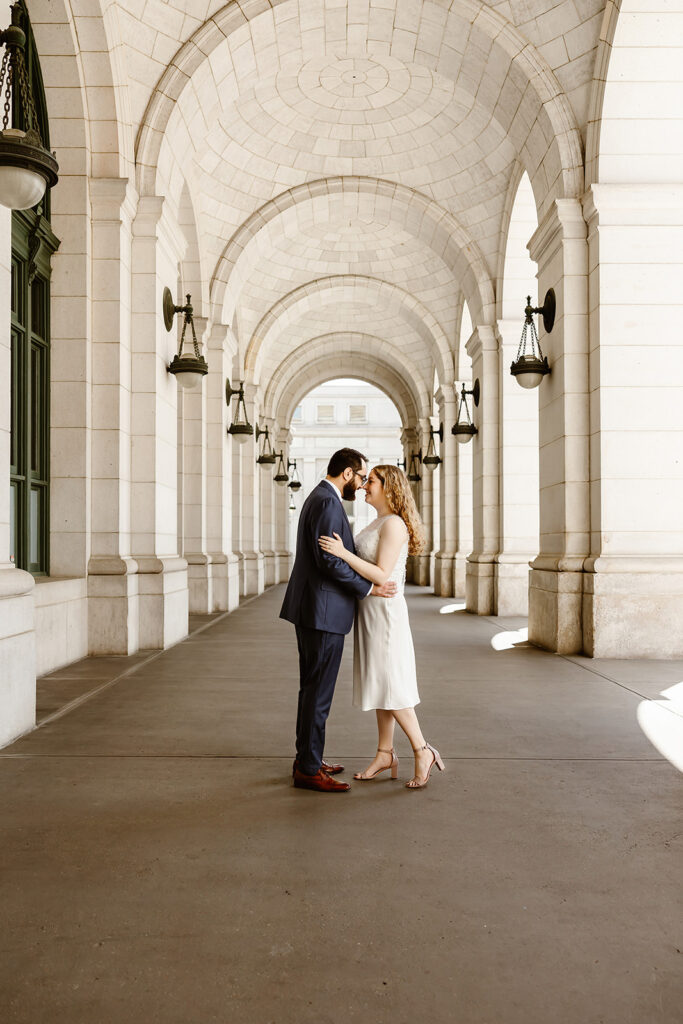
[327,448,367,478]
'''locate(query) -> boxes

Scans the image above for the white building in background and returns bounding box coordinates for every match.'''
[288,380,403,551]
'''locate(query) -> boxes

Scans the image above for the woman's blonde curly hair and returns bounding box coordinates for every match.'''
[372,464,426,555]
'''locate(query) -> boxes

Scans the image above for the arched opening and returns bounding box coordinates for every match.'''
[287,377,403,553]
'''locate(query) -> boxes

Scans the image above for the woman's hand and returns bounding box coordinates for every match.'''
[318,532,347,560]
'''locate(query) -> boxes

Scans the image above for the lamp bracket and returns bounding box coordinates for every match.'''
[526,289,556,334]
[225,377,244,404]
[255,424,268,441]
[431,422,444,443]
[163,286,194,332]
[461,379,480,407]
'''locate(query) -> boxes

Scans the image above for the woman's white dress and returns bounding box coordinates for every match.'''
[352,514,420,711]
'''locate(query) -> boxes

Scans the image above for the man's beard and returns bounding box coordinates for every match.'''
[342,480,358,501]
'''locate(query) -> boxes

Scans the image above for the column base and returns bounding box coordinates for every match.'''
[276,549,291,584]
[433,553,454,597]
[583,563,683,658]
[240,550,265,597]
[495,557,532,616]
[186,553,231,614]
[0,567,35,748]
[454,554,468,599]
[415,553,431,587]
[528,566,583,654]
[262,550,277,587]
[136,556,188,650]
[465,557,495,615]
[87,556,140,656]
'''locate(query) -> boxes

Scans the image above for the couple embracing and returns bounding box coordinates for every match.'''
[280,448,444,792]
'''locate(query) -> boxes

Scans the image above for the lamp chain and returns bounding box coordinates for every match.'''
[15,40,38,132]
[515,317,540,361]
[1,48,11,130]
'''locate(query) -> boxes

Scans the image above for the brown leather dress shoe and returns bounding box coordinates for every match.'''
[293,768,350,792]
[292,758,345,776]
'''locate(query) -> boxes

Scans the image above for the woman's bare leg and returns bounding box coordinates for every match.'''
[391,707,435,786]
[353,710,396,779]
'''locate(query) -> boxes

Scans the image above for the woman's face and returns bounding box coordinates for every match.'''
[363,471,384,508]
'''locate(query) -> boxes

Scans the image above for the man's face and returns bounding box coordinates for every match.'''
[341,461,368,501]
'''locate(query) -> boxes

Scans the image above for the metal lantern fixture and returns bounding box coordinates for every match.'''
[225,377,253,443]
[256,425,276,466]
[274,450,289,487]
[510,291,554,389]
[165,289,208,389]
[407,451,422,483]
[287,459,302,492]
[0,3,58,210]
[422,424,443,470]
[397,457,406,471]
[452,380,480,444]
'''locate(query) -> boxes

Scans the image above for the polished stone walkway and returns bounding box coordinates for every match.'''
[1,586,682,1023]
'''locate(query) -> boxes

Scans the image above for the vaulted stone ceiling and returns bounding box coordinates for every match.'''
[104,0,606,421]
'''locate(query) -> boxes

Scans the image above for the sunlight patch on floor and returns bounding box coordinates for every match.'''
[490,627,529,651]
[637,681,683,774]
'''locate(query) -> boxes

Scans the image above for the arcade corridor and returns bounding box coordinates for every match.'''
[1,585,681,1023]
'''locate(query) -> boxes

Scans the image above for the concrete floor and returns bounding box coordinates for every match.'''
[1,586,682,1024]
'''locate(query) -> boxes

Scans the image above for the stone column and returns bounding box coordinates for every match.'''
[401,426,419,585]
[415,417,434,587]
[275,426,293,581]
[130,196,189,649]
[258,416,277,586]
[527,199,590,653]
[465,326,500,615]
[453,413,473,599]
[205,324,239,612]
[581,185,683,656]
[433,389,458,597]
[177,314,219,614]
[495,318,540,615]
[233,382,264,597]
[86,178,140,654]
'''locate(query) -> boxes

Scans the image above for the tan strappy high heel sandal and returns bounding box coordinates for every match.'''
[406,742,444,789]
[353,747,399,781]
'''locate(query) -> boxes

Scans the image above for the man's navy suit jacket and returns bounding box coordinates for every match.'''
[280,481,370,635]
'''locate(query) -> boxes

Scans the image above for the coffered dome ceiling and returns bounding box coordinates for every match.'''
[106,0,604,419]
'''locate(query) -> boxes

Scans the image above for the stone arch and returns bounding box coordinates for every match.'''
[246,275,452,388]
[586,0,683,185]
[29,0,130,178]
[210,177,495,328]
[134,0,583,216]
[264,333,426,429]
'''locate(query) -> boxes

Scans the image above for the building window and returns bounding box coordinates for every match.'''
[348,404,367,424]
[316,403,336,423]
[292,405,303,422]
[8,2,58,575]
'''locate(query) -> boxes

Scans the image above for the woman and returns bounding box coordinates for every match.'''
[318,465,444,789]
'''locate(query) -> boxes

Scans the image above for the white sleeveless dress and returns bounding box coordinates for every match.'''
[352,514,420,711]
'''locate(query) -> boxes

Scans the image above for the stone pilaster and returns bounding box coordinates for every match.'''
[258,415,277,586]
[495,318,540,615]
[528,199,590,653]
[206,324,239,612]
[465,326,500,615]
[86,178,140,654]
[232,381,264,597]
[129,195,189,649]
[433,389,458,597]
[581,185,683,656]
[415,417,435,587]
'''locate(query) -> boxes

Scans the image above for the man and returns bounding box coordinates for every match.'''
[280,448,397,792]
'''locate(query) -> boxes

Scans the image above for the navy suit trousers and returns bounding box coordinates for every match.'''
[295,624,345,775]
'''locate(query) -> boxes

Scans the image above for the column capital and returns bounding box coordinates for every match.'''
[89,176,138,222]
[528,198,586,265]
[466,324,498,359]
